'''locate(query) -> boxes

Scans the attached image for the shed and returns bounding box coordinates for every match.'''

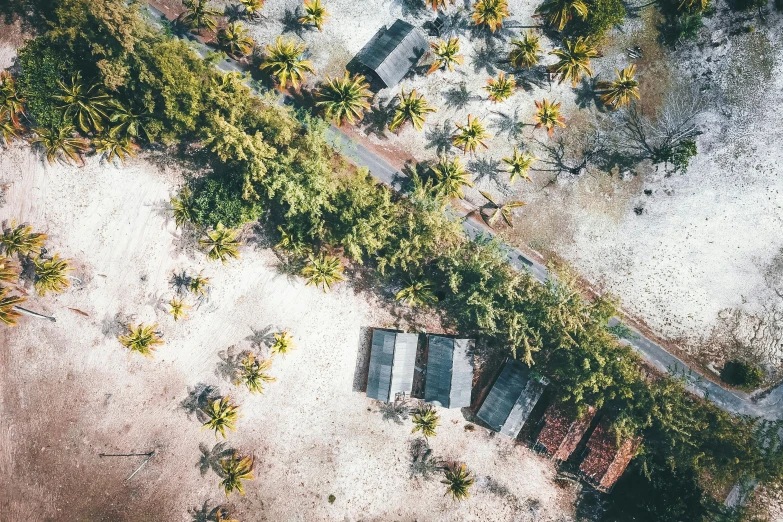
[424,335,474,409]
[476,359,547,438]
[356,19,426,88]
[366,328,418,402]
[537,404,596,461]
[579,417,641,492]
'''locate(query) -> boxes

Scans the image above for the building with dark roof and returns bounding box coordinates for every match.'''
[536,404,596,461]
[356,20,426,88]
[579,417,641,492]
[366,328,418,402]
[424,335,474,409]
[476,359,547,438]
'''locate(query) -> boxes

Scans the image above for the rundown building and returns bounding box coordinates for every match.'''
[424,335,474,409]
[579,417,641,492]
[476,359,547,438]
[536,404,596,461]
[366,328,418,402]
[355,19,426,88]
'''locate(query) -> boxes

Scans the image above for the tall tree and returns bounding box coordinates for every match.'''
[219,452,254,496]
[549,37,598,86]
[472,0,510,32]
[54,74,111,133]
[172,187,197,228]
[302,252,345,292]
[168,297,191,321]
[395,278,438,307]
[108,102,151,142]
[389,89,437,132]
[431,156,473,200]
[536,0,589,31]
[411,405,440,438]
[484,72,516,102]
[502,147,536,183]
[508,31,541,69]
[0,286,24,326]
[181,0,222,34]
[33,254,71,296]
[93,134,137,164]
[218,22,255,58]
[533,99,566,135]
[236,353,275,393]
[0,72,25,127]
[452,114,491,154]
[239,0,265,21]
[442,462,475,500]
[202,396,240,438]
[0,223,47,257]
[598,65,640,110]
[428,38,464,75]
[0,258,18,284]
[119,323,164,358]
[261,37,315,89]
[315,72,372,125]
[478,191,525,227]
[299,0,329,31]
[271,331,295,355]
[200,223,242,263]
[31,125,90,165]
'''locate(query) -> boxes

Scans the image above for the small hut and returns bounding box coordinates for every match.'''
[356,20,426,89]
[536,404,596,461]
[579,417,641,492]
[476,359,547,438]
[366,328,418,402]
[424,335,474,409]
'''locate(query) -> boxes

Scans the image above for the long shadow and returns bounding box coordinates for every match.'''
[470,42,504,76]
[379,400,409,424]
[197,441,235,477]
[490,107,528,142]
[352,326,374,392]
[468,157,509,192]
[181,383,221,421]
[469,22,515,44]
[215,345,250,382]
[189,500,235,522]
[394,0,429,19]
[442,82,481,111]
[514,65,550,91]
[245,325,277,350]
[425,120,455,156]
[361,96,398,140]
[574,77,604,111]
[438,10,472,39]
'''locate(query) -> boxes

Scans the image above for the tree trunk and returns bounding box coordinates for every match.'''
[13,306,56,322]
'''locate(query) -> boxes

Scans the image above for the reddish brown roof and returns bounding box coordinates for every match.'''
[579,418,641,492]
[537,404,596,461]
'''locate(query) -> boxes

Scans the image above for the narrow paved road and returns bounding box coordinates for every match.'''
[142,5,781,420]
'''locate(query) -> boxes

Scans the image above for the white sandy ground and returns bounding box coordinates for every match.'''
[0,143,575,521]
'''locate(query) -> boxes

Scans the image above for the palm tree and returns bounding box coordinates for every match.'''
[0,108,21,145]
[169,297,191,321]
[0,222,47,257]
[218,22,255,58]
[316,72,372,125]
[411,405,440,438]
[299,0,329,31]
[428,38,464,75]
[189,271,212,296]
[240,0,265,20]
[200,223,242,263]
[502,147,536,183]
[536,0,588,31]
[472,0,509,32]
[679,0,709,12]
[33,254,71,296]
[171,187,197,229]
[597,65,640,110]
[0,71,25,126]
[478,191,525,227]
[428,0,455,9]
[93,134,137,164]
[108,102,151,142]
[181,0,222,33]
[271,330,295,355]
[442,462,474,501]
[484,72,515,103]
[533,99,566,136]
[202,396,240,438]
[0,258,18,283]
[549,37,598,87]
[31,125,90,165]
[236,353,275,393]
[54,75,111,133]
[509,31,541,69]
[119,323,164,358]
[261,37,315,89]
[219,452,254,496]
[395,278,437,307]
[431,156,473,200]
[452,114,491,154]
[389,89,437,133]
[302,252,344,292]
[0,286,24,326]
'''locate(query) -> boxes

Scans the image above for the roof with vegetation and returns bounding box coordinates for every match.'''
[579,417,641,492]
[357,19,426,88]
[537,404,596,461]
[424,335,474,409]
[476,359,546,438]
[366,328,418,402]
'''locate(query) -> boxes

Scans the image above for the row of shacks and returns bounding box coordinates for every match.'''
[366,328,641,493]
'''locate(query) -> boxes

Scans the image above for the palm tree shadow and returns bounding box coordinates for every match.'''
[181,383,221,420]
[197,441,235,477]
[468,157,512,195]
[470,42,503,76]
[574,77,604,111]
[439,10,471,39]
[469,22,514,44]
[149,199,174,229]
[425,120,454,156]
[246,325,276,349]
[281,7,313,39]
[395,0,428,18]
[216,345,250,383]
[514,66,550,91]
[361,96,397,140]
[442,82,481,111]
[223,4,244,22]
[189,500,235,522]
[490,108,531,142]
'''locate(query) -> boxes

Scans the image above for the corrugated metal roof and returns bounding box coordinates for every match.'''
[537,403,596,461]
[476,359,545,438]
[366,329,417,402]
[390,332,418,398]
[424,335,475,409]
[357,19,426,88]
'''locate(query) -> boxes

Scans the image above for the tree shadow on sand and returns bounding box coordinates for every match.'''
[574,77,606,111]
[189,499,236,522]
[470,42,504,76]
[181,383,221,420]
[215,345,252,383]
[468,157,513,195]
[425,120,455,156]
[442,82,482,111]
[395,0,428,19]
[197,441,235,477]
[490,107,529,141]
[361,96,398,140]
[246,325,277,350]
[281,7,313,40]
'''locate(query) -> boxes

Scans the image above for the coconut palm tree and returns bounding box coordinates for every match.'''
[316,72,372,125]
[200,223,242,263]
[679,0,709,12]
[261,37,315,89]
[0,223,47,257]
[0,71,25,126]
[597,65,640,110]
[549,37,598,86]
[479,191,525,227]
[33,254,71,296]
[411,405,440,438]
[189,271,212,296]
[202,396,240,438]
[218,22,255,58]
[428,38,464,75]
[472,0,509,32]
[395,278,437,307]
[0,286,24,326]
[171,187,197,229]
[240,0,265,20]
[93,134,137,164]
[119,323,164,358]
[0,109,21,146]
[431,156,473,200]
[502,147,536,183]
[302,252,344,292]
[181,0,222,33]
[484,72,515,102]
[169,297,191,321]
[270,330,295,355]
[31,125,90,165]
[237,353,275,393]
[442,462,474,501]
[389,89,437,133]
[54,75,111,133]
[536,0,588,31]
[220,452,254,496]
[428,0,455,9]
[508,31,541,69]
[452,114,491,154]
[299,0,329,31]
[108,101,151,142]
[0,258,18,283]
[533,99,566,136]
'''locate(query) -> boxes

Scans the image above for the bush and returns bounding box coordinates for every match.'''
[577,0,626,40]
[720,360,764,389]
[16,37,76,128]
[190,175,263,229]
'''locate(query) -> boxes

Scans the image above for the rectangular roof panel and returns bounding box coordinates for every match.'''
[476,359,528,432]
[449,338,474,409]
[424,335,454,407]
[357,20,426,87]
[366,329,398,402]
[389,332,418,398]
[500,376,546,438]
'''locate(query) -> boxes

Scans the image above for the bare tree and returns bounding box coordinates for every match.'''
[535,125,610,180]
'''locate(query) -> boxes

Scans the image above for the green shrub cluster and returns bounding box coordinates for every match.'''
[721,360,764,389]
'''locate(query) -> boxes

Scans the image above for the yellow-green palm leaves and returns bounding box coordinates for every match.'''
[220,452,254,496]
[119,323,164,358]
[54,75,111,133]
[536,0,588,31]
[202,396,240,438]
[431,156,473,200]
[533,99,566,136]
[0,223,47,257]
[31,125,90,165]
[299,0,329,31]
[240,0,265,20]
[472,0,509,32]
[509,31,541,69]
[452,114,491,154]
[302,252,344,292]
[218,22,255,58]
[484,72,515,102]
[261,37,315,89]
[93,134,137,165]
[0,258,18,283]
[0,108,22,145]
[0,286,24,326]
[171,187,196,228]
[395,279,437,307]
[0,71,25,127]
[168,297,191,321]
[181,0,222,33]
[316,72,372,125]
[389,89,437,132]
[428,38,464,75]
[679,0,709,12]
[33,254,71,296]
[442,462,474,501]
[428,0,455,9]
[189,271,212,296]
[598,65,640,109]
[503,147,536,183]
[201,223,242,263]
[237,353,275,393]
[549,37,598,86]
[271,330,295,355]
[411,405,440,438]
[479,190,525,227]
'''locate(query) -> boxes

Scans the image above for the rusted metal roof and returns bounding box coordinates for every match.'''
[579,417,641,492]
[537,404,596,461]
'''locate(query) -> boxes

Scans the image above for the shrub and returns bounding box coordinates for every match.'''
[571,0,626,40]
[190,175,263,229]
[17,38,76,128]
[720,360,764,389]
